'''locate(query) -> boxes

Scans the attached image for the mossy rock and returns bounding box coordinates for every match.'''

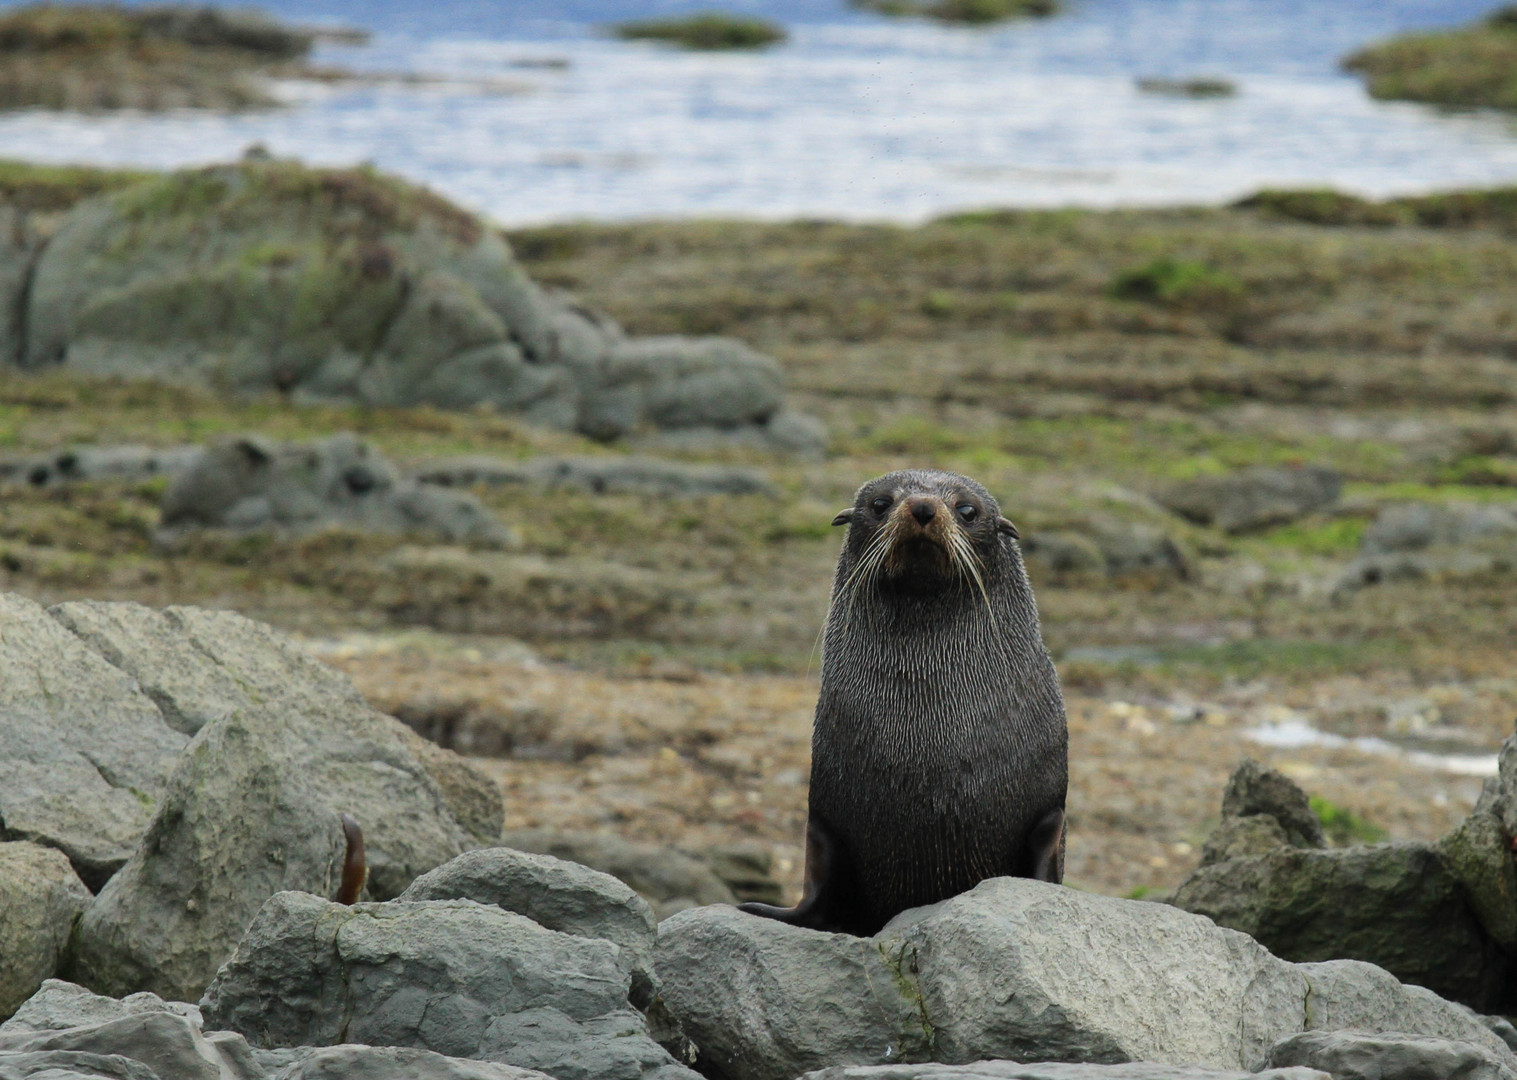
[14,158,795,443]
[854,0,1057,24]
[1344,12,1517,111]
[610,12,786,50]
[0,4,321,112]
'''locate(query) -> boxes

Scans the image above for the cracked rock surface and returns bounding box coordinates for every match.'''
[655,878,1515,1080]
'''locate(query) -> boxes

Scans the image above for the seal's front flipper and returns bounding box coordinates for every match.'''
[1027,807,1066,884]
[737,819,840,930]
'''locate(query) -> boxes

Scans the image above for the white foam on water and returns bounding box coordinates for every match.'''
[1,1,1517,224]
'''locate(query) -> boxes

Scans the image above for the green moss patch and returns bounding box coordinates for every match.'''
[1310,795,1390,846]
[855,0,1057,24]
[1344,10,1517,110]
[610,12,787,50]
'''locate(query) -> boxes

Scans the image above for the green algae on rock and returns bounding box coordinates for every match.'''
[1344,6,1517,111]
[610,11,787,50]
[854,0,1057,25]
[0,3,357,112]
[4,158,806,448]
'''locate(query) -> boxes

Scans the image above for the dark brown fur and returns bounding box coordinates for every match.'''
[740,470,1068,936]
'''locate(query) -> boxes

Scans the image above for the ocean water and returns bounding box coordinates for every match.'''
[0,0,1513,223]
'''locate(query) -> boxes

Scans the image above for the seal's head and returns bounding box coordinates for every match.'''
[831,469,1019,602]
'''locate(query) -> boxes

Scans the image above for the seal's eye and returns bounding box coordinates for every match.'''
[956,503,978,523]
[871,496,893,514]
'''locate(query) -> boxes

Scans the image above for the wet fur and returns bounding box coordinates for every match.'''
[740,469,1068,936]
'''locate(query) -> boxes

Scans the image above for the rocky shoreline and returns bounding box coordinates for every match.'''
[3,593,1516,1080]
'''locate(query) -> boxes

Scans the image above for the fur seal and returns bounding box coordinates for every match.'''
[740,469,1068,935]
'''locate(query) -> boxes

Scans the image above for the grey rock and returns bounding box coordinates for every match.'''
[0,1050,162,1080]
[656,879,1308,1080]
[796,1065,1329,1079]
[1337,502,1517,591]
[399,847,659,1007]
[69,714,348,1002]
[1090,522,1189,579]
[1362,502,1517,555]
[200,892,698,1080]
[1160,466,1342,534]
[582,337,784,440]
[158,433,514,547]
[1268,1029,1517,1080]
[59,600,494,999]
[1020,531,1106,577]
[1213,759,1326,857]
[701,842,783,906]
[119,603,484,898]
[53,599,500,848]
[0,981,201,1037]
[1438,802,1517,951]
[0,593,187,889]
[1296,959,1511,1058]
[500,830,735,920]
[271,1045,555,1079]
[1198,815,1291,866]
[20,161,803,444]
[0,1013,226,1080]
[415,455,775,498]
[1484,1015,1517,1054]
[1171,842,1506,1011]
[49,601,249,737]
[0,847,91,1022]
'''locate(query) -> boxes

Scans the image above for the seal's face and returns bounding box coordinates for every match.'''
[832,469,1019,602]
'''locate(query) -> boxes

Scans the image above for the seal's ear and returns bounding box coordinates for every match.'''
[996,516,1020,539]
[831,508,855,527]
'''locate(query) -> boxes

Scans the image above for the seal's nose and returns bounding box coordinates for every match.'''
[911,500,936,526]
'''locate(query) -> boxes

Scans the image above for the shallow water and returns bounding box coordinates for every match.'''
[1,0,1515,223]
[1247,716,1499,777]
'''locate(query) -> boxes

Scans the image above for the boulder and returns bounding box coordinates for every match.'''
[0,846,91,1021]
[1172,762,1509,1011]
[1267,1030,1517,1080]
[1090,523,1189,579]
[68,713,349,1003]
[656,879,1514,1080]
[415,455,775,498]
[158,433,514,547]
[52,599,501,847]
[1199,759,1325,864]
[54,600,496,880]
[1159,466,1342,534]
[795,1065,1328,1079]
[1336,502,1517,591]
[0,1049,164,1078]
[52,600,496,1000]
[398,848,660,1007]
[270,1045,556,1079]
[500,830,735,920]
[656,880,1308,1080]
[1362,502,1517,554]
[1295,959,1507,1052]
[15,160,816,447]
[200,891,700,1080]
[1439,732,1517,951]
[0,594,187,889]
